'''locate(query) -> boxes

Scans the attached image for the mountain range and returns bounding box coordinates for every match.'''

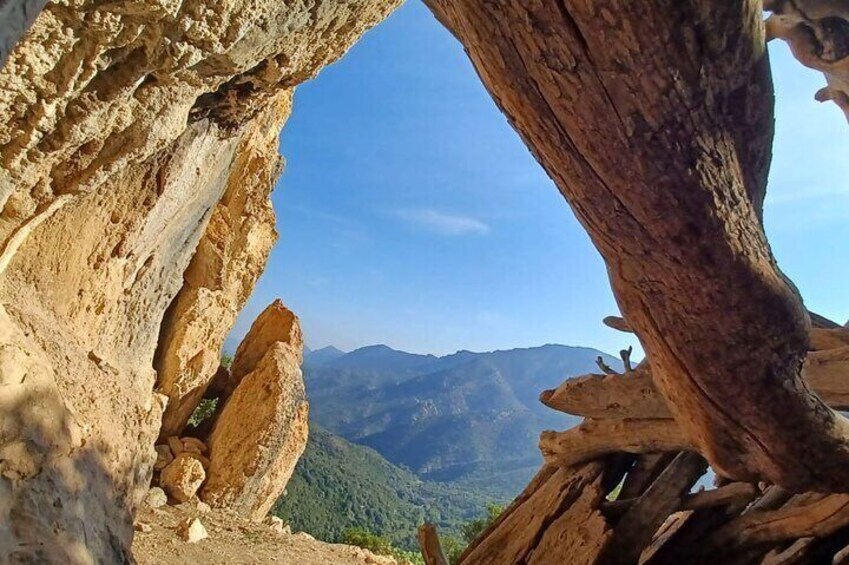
[301,343,621,495]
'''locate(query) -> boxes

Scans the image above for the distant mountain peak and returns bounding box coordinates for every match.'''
[304,345,347,367]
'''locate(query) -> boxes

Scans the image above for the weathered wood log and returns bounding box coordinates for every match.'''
[540,366,667,420]
[810,312,843,330]
[597,452,706,565]
[457,463,610,564]
[811,328,849,351]
[604,481,760,518]
[540,419,691,468]
[619,453,676,500]
[541,345,849,419]
[596,356,619,375]
[761,537,817,565]
[638,510,695,564]
[424,0,849,491]
[418,524,449,565]
[747,485,793,513]
[714,494,849,548]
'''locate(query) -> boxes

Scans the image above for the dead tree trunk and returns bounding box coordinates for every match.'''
[423,0,849,491]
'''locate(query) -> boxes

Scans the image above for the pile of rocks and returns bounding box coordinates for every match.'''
[146,301,310,543]
[155,436,210,503]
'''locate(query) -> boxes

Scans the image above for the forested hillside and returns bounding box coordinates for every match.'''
[272,426,495,550]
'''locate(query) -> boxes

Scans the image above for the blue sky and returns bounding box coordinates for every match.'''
[228,2,849,356]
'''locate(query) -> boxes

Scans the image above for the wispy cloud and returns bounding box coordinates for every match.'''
[393,208,491,236]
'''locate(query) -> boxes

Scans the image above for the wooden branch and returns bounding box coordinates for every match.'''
[766,1,849,121]
[418,524,449,565]
[619,453,675,500]
[604,316,633,333]
[604,481,759,518]
[541,345,849,419]
[810,311,842,330]
[458,463,610,564]
[713,494,849,548]
[596,356,618,375]
[540,366,666,420]
[810,328,849,351]
[620,346,633,372]
[597,452,706,565]
[539,419,691,468]
[761,537,816,565]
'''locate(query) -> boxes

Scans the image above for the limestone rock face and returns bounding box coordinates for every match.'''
[0,0,400,560]
[201,303,308,522]
[153,96,289,439]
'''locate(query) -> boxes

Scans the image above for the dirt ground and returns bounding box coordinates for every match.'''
[132,502,396,565]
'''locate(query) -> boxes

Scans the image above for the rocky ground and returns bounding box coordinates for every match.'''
[133,501,396,565]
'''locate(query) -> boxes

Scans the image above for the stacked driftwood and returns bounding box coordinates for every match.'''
[425,313,849,565]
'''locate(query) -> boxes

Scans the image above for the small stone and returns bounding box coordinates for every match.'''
[196,501,211,514]
[176,517,208,543]
[134,521,152,533]
[167,436,184,456]
[160,454,206,503]
[264,515,289,535]
[154,444,174,471]
[145,487,168,509]
[181,437,208,454]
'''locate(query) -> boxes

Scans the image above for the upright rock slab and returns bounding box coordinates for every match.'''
[200,302,308,521]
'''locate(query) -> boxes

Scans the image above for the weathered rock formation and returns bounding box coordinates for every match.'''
[200,301,309,521]
[153,94,289,439]
[0,0,400,561]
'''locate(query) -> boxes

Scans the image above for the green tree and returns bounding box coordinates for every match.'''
[459,502,503,543]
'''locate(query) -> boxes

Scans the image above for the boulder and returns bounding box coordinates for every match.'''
[160,454,206,503]
[200,303,308,521]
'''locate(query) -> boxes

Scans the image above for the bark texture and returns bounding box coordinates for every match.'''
[424,0,849,491]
